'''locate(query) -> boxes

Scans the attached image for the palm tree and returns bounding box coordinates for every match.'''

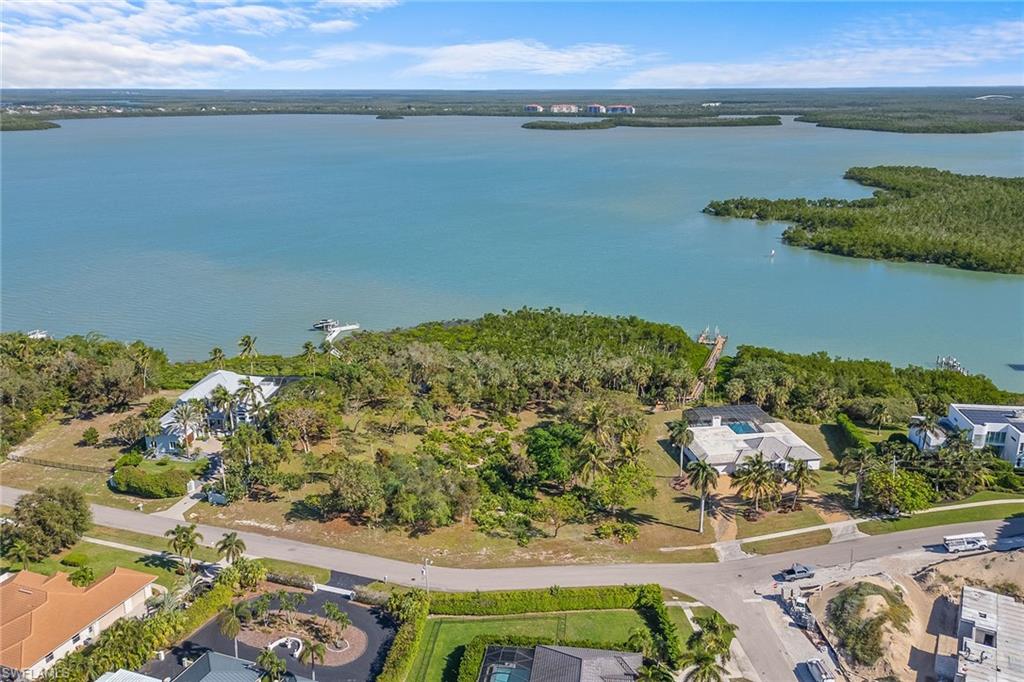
[680,645,727,682]
[302,341,318,379]
[838,446,878,509]
[730,452,779,513]
[210,384,235,434]
[238,335,258,374]
[686,459,719,534]
[321,602,351,644]
[669,420,695,477]
[625,626,655,659]
[870,403,890,435]
[165,523,203,575]
[129,344,152,390]
[638,662,676,682]
[216,532,246,564]
[618,434,645,464]
[209,346,226,368]
[257,650,287,682]
[218,607,241,658]
[582,402,612,447]
[691,613,737,662]
[7,539,33,569]
[235,377,265,425]
[574,439,610,486]
[171,400,202,454]
[299,639,326,681]
[784,458,818,509]
[910,414,938,449]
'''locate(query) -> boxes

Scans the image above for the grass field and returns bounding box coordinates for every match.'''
[0,538,183,589]
[0,460,181,512]
[741,529,834,555]
[408,610,645,682]
[735,507,825,539]
[259,557,331,583]
[859,505,1024,535]
[932,491,1024,506]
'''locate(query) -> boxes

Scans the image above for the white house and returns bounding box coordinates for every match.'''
[955,586,1024,681]
[523,104,544,113]
[606,104,636,114]
[909,403,1024,467]
[148,369,286,455]
[586,103,606,114]
[550,104,579,114]
[0,569,158,679]
[682,405,822,474]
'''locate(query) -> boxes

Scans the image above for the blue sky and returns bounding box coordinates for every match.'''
[2,1,1022,89]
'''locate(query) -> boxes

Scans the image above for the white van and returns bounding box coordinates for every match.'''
[943,532,989,553]
[806,658,836,682]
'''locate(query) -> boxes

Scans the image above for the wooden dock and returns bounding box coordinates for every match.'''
[684,331,727,404]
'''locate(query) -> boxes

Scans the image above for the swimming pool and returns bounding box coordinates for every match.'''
[487,666,531,682]
[728,422,758,434]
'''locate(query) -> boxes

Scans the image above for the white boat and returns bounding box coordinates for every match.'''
[27,329,49,340]
[312,319,340,331]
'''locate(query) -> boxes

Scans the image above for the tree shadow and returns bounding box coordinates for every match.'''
[286,499,322,522]
[441,644,466,682]
[137,552,179,572]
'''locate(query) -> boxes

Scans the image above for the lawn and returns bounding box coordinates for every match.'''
[735,507,825,539]
[858,505,1024,535]
[259,557,330,584]
[932,491,1024,506]
[0,460,180,513]
[667,606,695,642]
[741,529,833,555]
[0,539,184,589]
[408,610,645,682]
[85,525,220,562]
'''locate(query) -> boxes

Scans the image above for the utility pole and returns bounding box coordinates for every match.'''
[422,558,433,597]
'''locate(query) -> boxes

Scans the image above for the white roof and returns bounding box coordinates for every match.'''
[959,586,1024,681]
[687,421,822,468]
[160,370,283,427]
[97,671,161,682]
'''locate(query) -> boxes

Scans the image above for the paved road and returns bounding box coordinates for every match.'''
[4,486,1021,682]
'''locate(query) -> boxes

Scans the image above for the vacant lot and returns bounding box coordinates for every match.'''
[742,529,833,555]
[735,507,825,539]
[408,610,644,682]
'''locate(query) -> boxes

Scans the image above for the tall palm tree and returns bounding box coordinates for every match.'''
[238,335,258,374]
[730,453,779,513]
[210,384,235,433]
[321,602,351,644]
[257,650,286,682]
[680,645,726,682]
[574,439,609,486]
[669,420,695,477]
[910,414,938,449]
[870,403,890,435]
[691,613,737,662]
[165,523,203,575]
[784,458,818,509]
[216,532,246,564]
[235,377,265,425]
[209,346,226,368]
[839,446,878,509]
[582,402,612,447]
[302,341,318,379]
[171,400,202,454]
[218,607,241,658]
[299,639,326,681]
[687,459,719,534]
[129,344,152,390]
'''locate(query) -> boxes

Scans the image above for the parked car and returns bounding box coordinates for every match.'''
[805,658,836,682]
[781,563,816,581]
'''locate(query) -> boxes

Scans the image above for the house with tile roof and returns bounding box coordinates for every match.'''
[0,568,158,679]
[477,644,642,682]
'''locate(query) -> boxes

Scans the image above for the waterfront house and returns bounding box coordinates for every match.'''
[478,644,642,682]
[550,104,579,114]
[0,568,157,679]
[908,403,1024,467]
[523,104,545,113]
[682,404,822,474]
[148,369,287,455]
[606,104,636,114]
[586,103,607,114]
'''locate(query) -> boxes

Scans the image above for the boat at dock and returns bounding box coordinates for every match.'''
[312,319,340,331]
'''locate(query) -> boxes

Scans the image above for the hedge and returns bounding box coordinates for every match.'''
[428,585,642,615]
[267,571,316,591]
[61,551,89,567]
[836,413,874,450]
[456,635,630,682]
[376,592,430,682]
[634,584,682,667]
[48,583,235,682]
[111,465,191,498]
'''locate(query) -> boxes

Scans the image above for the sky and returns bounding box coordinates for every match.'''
[1,1,1022,89]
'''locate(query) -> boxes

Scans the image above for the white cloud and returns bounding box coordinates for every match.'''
[310,19,358,34]
[621,19,1024,87]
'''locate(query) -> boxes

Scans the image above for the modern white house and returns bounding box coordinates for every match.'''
[147,369,287,455]
[523,104,544,113]
[550,104,579,113]
[909,403,1024,467]
[682,405,822,474]
[586,103,607,114]
[954,586,1024,681]
[606,104,636,114]
[0,569,158,679]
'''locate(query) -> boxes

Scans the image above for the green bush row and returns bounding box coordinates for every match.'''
[428,584,643,615]
[111,465,191,498]
[48,583,235,682]
[836,414,873,450]
[634,584,682,668]
[266,571,316,591]
[456,635,629,682]
[376,592,430,682]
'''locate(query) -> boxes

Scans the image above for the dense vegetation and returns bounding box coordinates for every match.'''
[796,111,1024,134]
[705,166,1024,274]
[522,115,780,130]
[1,486,92,561]
[827,582,911,666]
[0,116,60,131]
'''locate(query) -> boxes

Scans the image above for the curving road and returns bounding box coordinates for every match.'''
[3,486,1021,681]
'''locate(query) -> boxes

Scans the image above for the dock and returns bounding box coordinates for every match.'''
[685,328,728,404]
[324,323,360,343]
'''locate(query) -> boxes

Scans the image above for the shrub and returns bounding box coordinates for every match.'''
[836,414,873,450]
[114,452,144,469]
[61,552,89,567]
[266,572,315,591]
[69,566,96,587]
[613,522,639,544]
[142,397,173,419]
[111,466,190,498]
[81,427,100,446]
[429,585,643,616]
[353,584,391,606]
[593,522,615,540]
[376,591,429,682]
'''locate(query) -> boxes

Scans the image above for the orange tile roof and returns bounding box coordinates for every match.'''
[0,567,156,671]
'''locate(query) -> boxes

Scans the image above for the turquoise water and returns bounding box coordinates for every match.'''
[2,115,1022,388]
